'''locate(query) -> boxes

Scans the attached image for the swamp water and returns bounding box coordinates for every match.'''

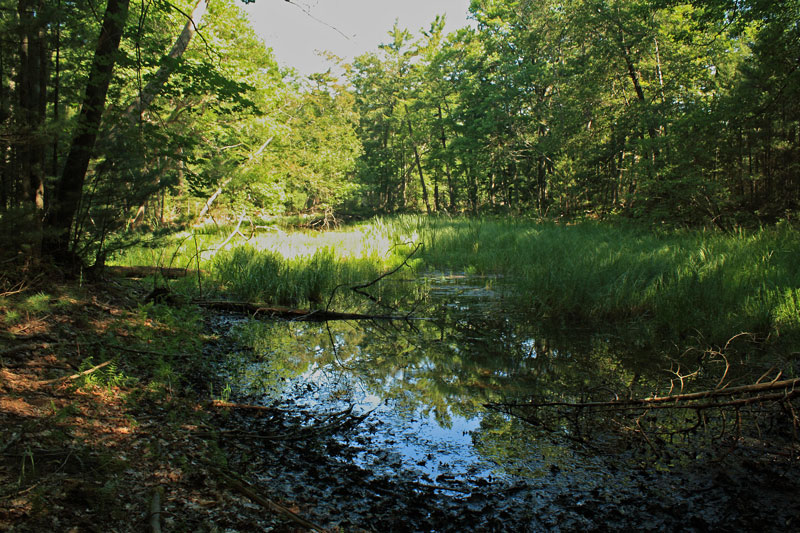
[210,275,800,531]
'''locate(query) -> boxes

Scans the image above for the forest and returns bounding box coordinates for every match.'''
[1,0,799,264]
[1,0,799,530]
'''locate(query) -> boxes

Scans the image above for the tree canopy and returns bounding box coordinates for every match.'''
[1,0,798,265]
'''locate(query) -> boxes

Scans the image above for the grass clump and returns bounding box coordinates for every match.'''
[210,241,413,308]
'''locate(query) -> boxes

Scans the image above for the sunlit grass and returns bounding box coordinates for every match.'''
[111,220,419,308]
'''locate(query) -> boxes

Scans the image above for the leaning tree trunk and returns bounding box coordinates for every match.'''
[45,0,130,261]
[116,0,209,224]
[117,0,209,131]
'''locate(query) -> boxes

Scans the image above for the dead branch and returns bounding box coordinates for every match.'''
[39,360,112,385]
[215,210,252,250]
[0,279,27,297]
[209,467,326,532]
[194,300,411,321]
[350,242,423,300]
[489,377,800,411]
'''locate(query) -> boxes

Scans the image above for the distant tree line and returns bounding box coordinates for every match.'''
[347,0,800,227]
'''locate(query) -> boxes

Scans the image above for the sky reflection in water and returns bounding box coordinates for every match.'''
[223,274,665,483]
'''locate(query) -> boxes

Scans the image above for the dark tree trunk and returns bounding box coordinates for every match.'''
[45,0,130,260]
[16,0,47,213]
[406,112,431,214]
[437,105,455,211]
[51,0,61,182]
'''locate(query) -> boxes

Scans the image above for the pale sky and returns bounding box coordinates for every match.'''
[241,0,475,76]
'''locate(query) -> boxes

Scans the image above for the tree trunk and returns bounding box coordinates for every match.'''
[406,110,431,214]
[0,44,10,211]
[51,0,61,182]
[437,104,455,211]
[16,0,47,213]
[195,136,272,222]
[115,0,210,224]
[45,0,131,259]
[617,34,659,150]
[405,104,431,213]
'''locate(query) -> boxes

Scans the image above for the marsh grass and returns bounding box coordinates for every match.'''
[385,215,800,348]
[112,221,419,309]
[113,215,800,348]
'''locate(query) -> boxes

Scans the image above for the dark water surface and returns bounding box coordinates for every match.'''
[212,274,800,531]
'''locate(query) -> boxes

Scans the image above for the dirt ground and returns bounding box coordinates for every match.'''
[0,278,325,532]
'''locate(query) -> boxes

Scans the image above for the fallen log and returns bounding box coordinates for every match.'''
[149,487,163,533]
[0,342,61,359]
[107,266,203,279]
[194,299,410,322]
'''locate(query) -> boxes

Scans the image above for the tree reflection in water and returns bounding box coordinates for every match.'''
[217,274,798,480]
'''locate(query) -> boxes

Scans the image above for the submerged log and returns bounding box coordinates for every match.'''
[209,467,326,532]
[194,300,409,322]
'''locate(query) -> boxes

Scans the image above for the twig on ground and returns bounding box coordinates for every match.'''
[39,360,112,385]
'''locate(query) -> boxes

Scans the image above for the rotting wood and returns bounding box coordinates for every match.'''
[209,467,326,532]
[194,300,411,322]
[107,266,204,279]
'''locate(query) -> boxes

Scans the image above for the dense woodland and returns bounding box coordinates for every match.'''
[0,0,798,266]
